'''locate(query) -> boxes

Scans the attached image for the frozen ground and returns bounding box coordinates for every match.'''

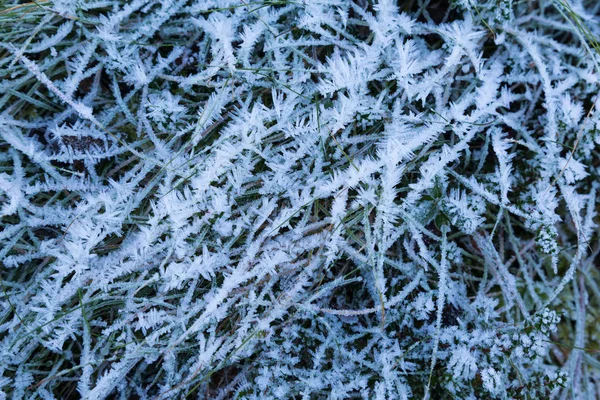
[0,0,599,398]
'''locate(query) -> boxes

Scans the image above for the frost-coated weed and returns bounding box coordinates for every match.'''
[1,0,599,398]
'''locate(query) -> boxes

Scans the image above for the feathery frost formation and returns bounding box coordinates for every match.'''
[1,0,599,398]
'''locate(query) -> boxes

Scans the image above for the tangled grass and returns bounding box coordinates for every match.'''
[1,0,600,398]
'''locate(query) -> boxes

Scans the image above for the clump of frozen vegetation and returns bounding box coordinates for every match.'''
[1,0,599,398]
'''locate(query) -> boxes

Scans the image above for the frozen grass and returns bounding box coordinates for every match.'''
[0,0,600,398]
